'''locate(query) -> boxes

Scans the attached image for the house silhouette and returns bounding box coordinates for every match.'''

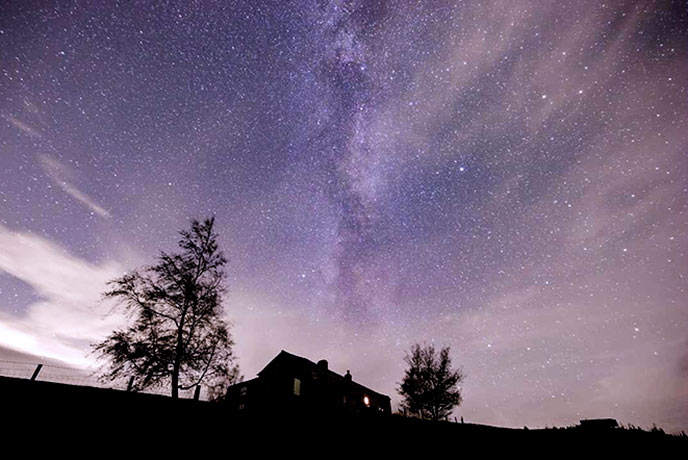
[579,418,619,430]
[225,350,391,416]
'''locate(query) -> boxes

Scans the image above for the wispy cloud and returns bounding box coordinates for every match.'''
[2,114,42,138]
[39,154,112,219]
[0,225,125,367]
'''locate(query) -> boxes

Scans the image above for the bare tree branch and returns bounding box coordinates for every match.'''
[92,217,241,399]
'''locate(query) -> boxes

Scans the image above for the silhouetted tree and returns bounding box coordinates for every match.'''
[397,343,464,421]
[93,217,240,400]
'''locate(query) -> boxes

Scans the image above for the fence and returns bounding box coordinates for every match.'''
[0,359,198,399]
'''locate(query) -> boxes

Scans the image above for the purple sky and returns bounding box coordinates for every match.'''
[1,1,687,431]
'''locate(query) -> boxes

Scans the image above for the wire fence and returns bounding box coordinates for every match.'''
[0,360,197,399]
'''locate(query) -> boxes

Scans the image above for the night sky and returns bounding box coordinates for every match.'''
[1,1,687,431]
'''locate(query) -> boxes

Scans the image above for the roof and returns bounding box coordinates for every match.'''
[257,350,390,400]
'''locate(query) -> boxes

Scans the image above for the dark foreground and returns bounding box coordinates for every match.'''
[2,376,685,455]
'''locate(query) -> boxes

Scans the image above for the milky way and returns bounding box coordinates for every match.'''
[1,1,687,431]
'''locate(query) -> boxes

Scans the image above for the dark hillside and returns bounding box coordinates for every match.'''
[2,376,684,455]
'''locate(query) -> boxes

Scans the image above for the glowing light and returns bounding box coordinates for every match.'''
[363,396,370,406]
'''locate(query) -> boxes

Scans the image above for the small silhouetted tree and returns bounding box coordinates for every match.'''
[398,343,465,421]
[93,217,240,400]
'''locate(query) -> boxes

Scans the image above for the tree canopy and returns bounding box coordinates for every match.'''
[397,343,465,421]
[93,217,240,400]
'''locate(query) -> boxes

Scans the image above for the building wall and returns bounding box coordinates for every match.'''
[225,363,391,416]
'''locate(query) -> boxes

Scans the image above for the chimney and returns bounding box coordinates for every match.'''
[318,359,328,370]
[344,370,352,382]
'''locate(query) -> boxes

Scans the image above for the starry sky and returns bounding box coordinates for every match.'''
[1,0,687,431]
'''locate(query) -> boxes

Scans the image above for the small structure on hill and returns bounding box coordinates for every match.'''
[579,418,619,430]
[225,350,391,416]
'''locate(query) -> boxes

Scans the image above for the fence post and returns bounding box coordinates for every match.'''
[30,364,43,381]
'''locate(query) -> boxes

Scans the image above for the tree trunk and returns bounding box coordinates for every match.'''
[172,306,188,399]
[171,367,179,399]
[171,326,184,398]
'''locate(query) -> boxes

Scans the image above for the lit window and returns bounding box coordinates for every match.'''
[363,396,370,406]
[240,386,247,396]
[294,378,301,396]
